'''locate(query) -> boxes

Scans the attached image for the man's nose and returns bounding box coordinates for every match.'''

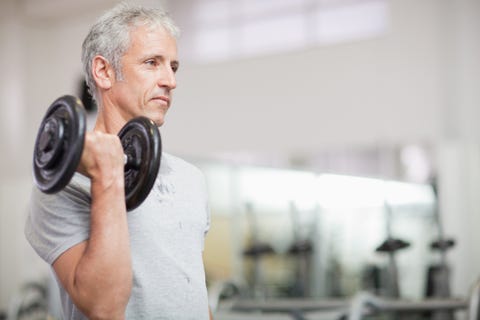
[158,66,176,90]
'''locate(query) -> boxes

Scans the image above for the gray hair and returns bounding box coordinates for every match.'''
[81,2,180,104]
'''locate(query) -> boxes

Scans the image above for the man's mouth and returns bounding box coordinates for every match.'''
[152,95,170,105]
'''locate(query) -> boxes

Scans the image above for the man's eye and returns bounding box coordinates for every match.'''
[145,60,156,66]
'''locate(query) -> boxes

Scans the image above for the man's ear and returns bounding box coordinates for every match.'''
[92,55,115,90]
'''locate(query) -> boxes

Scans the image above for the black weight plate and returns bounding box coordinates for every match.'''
[118,117,161,211]
[33,95,86,193]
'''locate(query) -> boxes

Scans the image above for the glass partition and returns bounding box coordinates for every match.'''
[195,160,437,300]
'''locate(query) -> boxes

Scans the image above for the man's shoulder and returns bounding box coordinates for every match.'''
[30,172,90,208]
[162,152,204,177]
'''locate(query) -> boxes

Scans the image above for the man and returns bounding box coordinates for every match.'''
[25,3,212,319]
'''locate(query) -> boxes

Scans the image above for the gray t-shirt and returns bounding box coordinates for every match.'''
[25,153,211,319]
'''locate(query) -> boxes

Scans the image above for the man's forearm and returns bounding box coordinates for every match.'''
[58,180,132,319]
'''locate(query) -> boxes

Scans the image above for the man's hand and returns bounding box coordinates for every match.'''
[77,131,125,185]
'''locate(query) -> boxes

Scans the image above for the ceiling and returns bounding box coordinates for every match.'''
[17,0,156,21]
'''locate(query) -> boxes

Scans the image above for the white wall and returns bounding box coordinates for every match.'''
[165,0,445,156]
[0,0,36,313]
[435,0,480,297]
[0,0,479,313]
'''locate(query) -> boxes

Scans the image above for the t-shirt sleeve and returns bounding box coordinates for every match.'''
[25,174,92,265]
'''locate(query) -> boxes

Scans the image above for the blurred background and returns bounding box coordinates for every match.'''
[1,0,480,319]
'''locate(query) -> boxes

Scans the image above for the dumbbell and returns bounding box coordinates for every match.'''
[33,95,161,211]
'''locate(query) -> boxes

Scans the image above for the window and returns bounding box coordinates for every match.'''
[173,0,389,63]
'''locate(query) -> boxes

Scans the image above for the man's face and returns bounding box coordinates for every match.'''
[109,25,178,126]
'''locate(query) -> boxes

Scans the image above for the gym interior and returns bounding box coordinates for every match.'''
[1,0,480,319]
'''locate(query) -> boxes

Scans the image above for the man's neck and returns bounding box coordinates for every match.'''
[94,101,128,135]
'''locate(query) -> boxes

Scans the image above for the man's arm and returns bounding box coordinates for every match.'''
[52,132,132,320]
